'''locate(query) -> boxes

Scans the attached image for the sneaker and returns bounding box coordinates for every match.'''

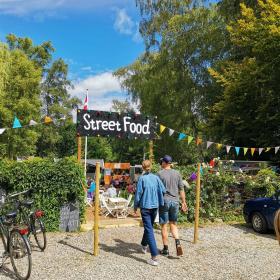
[159,248,169,256]
[176,244,183,256]
[141,245,148,254]
[147,258,158,266]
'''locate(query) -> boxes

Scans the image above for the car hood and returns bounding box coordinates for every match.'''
[246,197,271,203]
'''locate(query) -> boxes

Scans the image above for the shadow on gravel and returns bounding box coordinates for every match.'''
[0,266,18,280]
[100,239,147,264]
[58,240,93,256]
[230,223,276,240]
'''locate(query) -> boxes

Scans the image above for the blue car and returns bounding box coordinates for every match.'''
[243,191,280,233]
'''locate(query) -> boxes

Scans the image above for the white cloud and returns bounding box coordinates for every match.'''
[114,8,135,35]
[132,22,142,43]
[0,0,133,16]
[70,72,126,111]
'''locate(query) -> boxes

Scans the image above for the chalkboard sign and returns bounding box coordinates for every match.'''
[77,109,156,139]
[59,202,80,232]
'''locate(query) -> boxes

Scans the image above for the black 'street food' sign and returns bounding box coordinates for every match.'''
[77,110,156,140]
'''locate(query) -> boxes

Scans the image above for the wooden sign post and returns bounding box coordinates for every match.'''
[193,163,201,244]
[77,136,82,163]
[149,140,154,164]
[94,162,100,256]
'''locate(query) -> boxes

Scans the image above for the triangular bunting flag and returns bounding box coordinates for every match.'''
[178,133,187,141]
[207,141,213,149]
[243,148,248,155]
[216,143,223,150]
[44,116,53,124]
[265,147,271,152]
[160,125,166,134]
[275,147,280,154]
[226,146,231,154]
[13,117,22,129]
[169,129,175,136]
[29,120,38,126]
[0,128,6,135]
[259,148,264,155]
[196,137,202,146]
[187,136,194,145]
[251,148,256,156]
[235,147,240,156]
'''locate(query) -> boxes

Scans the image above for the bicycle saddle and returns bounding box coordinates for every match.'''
[5,211,17,219]
[22,200,33,207]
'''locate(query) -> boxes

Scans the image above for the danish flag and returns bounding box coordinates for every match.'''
[83,90,88,110]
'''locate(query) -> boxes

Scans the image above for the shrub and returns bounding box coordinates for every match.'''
[0,157,85,231]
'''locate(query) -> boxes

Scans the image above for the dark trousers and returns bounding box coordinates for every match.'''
[140,208,158,257]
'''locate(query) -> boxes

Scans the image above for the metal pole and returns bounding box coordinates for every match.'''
[94,162,100,256]
[84,136,88,177]
[77,136,82,163]
[194,163,201,244]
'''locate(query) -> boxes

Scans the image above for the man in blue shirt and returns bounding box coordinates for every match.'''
[134,160,166,266]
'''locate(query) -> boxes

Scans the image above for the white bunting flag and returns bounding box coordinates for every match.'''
[226,146,231,154]
[0,128,6,135]
[29,120,38,126]
[169,129,175,136]
[207,141,214,149]
[275,147,280,154]
[258,148,264,155]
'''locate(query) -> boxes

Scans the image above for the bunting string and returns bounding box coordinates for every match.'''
[157,122,280,156]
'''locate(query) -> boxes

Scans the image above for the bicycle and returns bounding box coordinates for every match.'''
[0,209,32,280]
[6,190,47,252]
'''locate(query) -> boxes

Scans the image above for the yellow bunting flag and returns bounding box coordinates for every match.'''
[243,148,248,155]
[216,143,223,150]
[196,137,202,146]
[265,147,271,152]
[44,116,53,124]
[251,148,256,156]
[160,125,166,134]
[187,136,194,145]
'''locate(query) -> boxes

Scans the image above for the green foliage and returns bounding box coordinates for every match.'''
[0,157,85,231]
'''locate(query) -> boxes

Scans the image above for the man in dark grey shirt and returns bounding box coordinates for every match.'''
[158,155,188,256]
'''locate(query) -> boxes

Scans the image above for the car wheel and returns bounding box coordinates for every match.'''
[251,212,268,233]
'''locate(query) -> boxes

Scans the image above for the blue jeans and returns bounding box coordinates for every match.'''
[159,200,179,224]
[140,208,158,257]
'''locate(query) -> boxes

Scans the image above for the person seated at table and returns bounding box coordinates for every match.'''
[106,183,117,198]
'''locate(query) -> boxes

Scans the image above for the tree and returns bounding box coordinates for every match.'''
[115,1,228,163]
[0,44,42,158]
[208,0,280,149]
[5,34,81,158]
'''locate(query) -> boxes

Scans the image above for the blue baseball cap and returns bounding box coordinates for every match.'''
[160,155,172,164]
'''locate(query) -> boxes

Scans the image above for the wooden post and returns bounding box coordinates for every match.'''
[149,140,154,164]
[77,136,82,163]
[193,163,201,244]
[94,162,100,256]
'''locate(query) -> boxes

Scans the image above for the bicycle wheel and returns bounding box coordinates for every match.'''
[9,230,32,280]
[33,218,47,251]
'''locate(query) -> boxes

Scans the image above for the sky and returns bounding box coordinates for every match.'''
[0,0,144,111]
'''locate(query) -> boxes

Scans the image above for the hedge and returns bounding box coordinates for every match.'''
[0,157,85,231]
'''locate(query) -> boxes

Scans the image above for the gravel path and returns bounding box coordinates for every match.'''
[0,224,279,280]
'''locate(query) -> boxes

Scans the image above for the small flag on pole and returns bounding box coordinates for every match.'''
[83,90,88,110]
[13,117,22,129]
